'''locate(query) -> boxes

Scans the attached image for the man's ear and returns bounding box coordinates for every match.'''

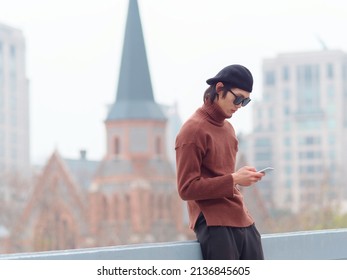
[215,82,224,94]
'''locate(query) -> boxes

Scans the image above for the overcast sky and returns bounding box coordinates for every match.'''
[1,0,347,164]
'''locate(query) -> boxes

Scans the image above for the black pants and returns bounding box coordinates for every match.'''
[194,213,264,260]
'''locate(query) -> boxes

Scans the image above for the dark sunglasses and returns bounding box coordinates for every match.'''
[229,90,251,107]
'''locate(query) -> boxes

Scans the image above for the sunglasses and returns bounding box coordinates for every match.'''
[229,90,251,107]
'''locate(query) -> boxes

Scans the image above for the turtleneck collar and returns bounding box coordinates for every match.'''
[199,101,228,127]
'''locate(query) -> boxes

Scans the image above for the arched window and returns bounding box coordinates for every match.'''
[113,195,119,220]
[114,137,120,155]
[155,137,161,155]
[102,196,109,221]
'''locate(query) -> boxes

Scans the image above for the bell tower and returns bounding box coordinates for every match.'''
[105,0,167,161]
[90,0,185,245]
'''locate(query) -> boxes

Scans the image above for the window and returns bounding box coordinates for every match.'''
[328,135,335,145]
[298,120,321,130]
[155,137,162,155]
[297,64,319,86]
[327,104,335,116]
[298,151,322,160]
[329,150,336,160]
[10,92,17,110]
[10,45,16,59]
[11,112,17,126]
[255,152,271,161]
[114,137,120,155]
[284,137,291,146]
[285,179,292,189]
[327,85,335,98]
[296,64,321,114]
[285,165,292,174]
[254,124,263,132]
[265,71,275,85]
[284,121,291,131]
[284,151,292,160]
[9,45,16,93]
[282,88,290,100]
[10,72,16,92]
[328,119,336,129]
[113,195,120,220]
[299,164,323,174]
[298,136,321,145]
[327,63,334,79]
[282,66,290,81]
[255,137,271,147]
[102,196,109,221]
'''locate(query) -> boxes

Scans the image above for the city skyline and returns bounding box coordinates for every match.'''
[1,0,347,164]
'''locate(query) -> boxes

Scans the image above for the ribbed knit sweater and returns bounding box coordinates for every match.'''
[175,101,254,229]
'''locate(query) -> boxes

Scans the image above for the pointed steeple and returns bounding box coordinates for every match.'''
[106,0,166,121]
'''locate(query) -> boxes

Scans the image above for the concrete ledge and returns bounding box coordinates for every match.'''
[0,240,202,260]
[262,228,347,260]
[1,229,347,260]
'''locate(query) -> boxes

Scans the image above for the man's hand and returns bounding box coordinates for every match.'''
[232,166,264,186]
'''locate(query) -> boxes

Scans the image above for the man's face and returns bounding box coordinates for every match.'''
[215,84,250,118]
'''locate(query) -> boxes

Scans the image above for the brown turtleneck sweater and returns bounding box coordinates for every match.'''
[175,102,254,229]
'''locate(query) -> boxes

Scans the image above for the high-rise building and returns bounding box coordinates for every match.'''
[0,23,30,195]
[249,50,347,213]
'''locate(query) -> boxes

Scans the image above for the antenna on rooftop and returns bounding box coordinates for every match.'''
[315,34,328,50]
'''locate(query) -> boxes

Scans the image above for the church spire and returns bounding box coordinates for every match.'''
[106,0,166,121]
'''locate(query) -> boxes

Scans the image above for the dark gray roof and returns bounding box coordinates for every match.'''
[107,101,166,120]
[64,157,99,190]
[107,0,166,121]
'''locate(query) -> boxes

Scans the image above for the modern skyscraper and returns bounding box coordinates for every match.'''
[0,23,30,192]
[249,49,347,213]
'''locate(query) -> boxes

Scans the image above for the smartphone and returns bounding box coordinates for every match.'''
[257,167,274,174]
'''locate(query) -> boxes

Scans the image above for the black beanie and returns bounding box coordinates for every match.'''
[206,64,253,92]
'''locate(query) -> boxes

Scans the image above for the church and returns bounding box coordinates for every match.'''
[6,0,191,253]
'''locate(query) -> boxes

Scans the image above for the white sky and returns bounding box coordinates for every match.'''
[1,0,347,164]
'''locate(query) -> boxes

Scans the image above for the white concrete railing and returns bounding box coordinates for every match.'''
[1,228,347,260]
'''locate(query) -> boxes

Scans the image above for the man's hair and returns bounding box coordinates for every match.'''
[203,83,231,104]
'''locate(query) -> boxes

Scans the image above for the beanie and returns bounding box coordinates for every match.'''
[206,64,253,92]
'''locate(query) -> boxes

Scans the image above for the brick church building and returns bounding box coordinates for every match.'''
[6,0,191,253]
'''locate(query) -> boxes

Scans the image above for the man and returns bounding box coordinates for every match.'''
[175,64,264,260]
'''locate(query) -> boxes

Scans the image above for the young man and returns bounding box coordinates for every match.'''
[175,64,265,260]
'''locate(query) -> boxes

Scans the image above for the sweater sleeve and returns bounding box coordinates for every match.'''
[175,143,235,201]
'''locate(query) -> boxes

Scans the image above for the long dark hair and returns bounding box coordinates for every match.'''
[203,83,231,104]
